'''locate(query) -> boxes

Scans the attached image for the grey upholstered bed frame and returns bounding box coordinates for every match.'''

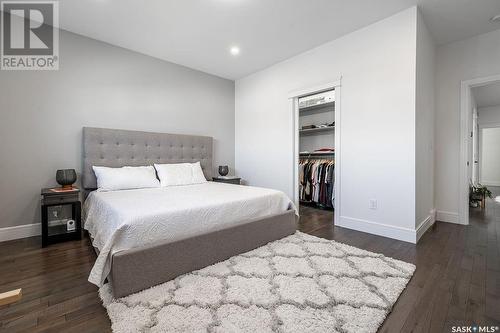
[82,127,297,298]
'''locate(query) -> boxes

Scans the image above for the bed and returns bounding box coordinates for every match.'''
[82,127,298,298]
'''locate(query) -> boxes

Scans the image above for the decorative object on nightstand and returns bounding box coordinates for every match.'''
[218,165,229,176]
[56,169,77,189]
[41,187,81,247]
[212,176,241,185]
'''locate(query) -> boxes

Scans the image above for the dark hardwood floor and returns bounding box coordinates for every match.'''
[1,197,500,332]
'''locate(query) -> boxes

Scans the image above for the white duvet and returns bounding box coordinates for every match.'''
[83,182,296,286]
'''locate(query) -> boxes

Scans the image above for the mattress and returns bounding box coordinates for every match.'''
[83,182,297,286]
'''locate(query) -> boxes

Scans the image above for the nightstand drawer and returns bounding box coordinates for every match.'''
[42,194,79,205]
[212,177,241,185]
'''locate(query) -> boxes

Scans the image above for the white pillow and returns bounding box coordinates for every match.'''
[92,166,160,191]
[192,162,207,184]
[154,162,207,187]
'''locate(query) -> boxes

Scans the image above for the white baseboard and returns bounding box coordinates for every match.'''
[416,209,436,242]
[0,223,40,242]
[337,216,416,244]
[436,210,460,224]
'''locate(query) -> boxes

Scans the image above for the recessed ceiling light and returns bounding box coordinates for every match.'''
[491,14,500,23]
[230,46,240,56]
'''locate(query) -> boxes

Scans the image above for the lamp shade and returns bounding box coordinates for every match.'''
[56,169,77,188]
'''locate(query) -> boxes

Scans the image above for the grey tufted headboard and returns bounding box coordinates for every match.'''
[82,127,213,189]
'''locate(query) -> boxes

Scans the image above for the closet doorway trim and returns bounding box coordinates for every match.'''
[289,78,341,224]
[459,74,500,225]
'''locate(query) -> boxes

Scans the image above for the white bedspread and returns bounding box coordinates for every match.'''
[83,182,296,286]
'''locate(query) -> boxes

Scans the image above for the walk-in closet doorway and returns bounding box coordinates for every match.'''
[289,80,341,224]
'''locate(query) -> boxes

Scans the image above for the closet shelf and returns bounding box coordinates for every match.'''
[299,101,335,113]
[299,126,334,134]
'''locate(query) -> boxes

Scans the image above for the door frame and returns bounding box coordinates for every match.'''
[288,79,342,223]
[459,74,500,225]
[471,108,478,184]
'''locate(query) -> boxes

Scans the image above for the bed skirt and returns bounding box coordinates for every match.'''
[106,209,298,298]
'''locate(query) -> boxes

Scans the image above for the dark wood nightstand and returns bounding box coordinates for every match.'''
[41,188,82,247]
[212,177,241,185]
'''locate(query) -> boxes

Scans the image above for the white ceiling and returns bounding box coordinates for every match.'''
[57,0,500,80]
[472,81,500,108]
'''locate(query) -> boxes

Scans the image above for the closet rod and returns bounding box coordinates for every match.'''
[299,152,335,158]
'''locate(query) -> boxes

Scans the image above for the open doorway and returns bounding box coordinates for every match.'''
[461,75,500,224]
[289,80,341,226]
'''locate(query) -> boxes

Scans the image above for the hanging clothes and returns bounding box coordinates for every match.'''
[299,158,335,208]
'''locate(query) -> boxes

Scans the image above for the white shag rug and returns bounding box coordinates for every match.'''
[99,231,415,333]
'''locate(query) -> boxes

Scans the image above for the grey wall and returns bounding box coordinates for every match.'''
[478,105,500,125]
[435,28,500,218]
[0,29,235,229]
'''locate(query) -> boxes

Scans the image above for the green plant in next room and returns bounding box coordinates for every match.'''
[473,183,493,199]
[469,183,493,208]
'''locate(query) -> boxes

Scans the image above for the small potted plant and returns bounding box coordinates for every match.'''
[469,183,492,209]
